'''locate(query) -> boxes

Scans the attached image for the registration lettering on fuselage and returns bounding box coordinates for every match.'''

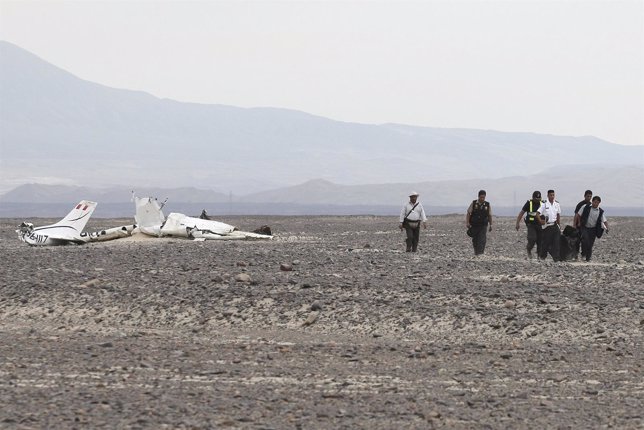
[27,232,49,244]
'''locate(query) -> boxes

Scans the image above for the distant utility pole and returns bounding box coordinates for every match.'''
[513,190,516,208]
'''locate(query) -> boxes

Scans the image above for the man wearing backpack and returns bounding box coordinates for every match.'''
[466,190,493,255]
[579,196,609,262]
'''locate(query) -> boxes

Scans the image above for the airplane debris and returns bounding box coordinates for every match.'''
[17,195,274,246]
[81,225,136,242]
[16,200,98,246]
[134,196,273,241]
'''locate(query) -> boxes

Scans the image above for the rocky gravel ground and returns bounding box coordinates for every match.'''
[0,215,642,429]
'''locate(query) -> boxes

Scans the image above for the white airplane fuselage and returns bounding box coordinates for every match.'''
[16,200,98,246]
[19,224,86,246]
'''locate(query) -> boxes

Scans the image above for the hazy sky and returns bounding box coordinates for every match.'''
[1,0,643,146]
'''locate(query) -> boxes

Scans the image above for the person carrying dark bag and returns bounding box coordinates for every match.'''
[399,191,427,252]
[572,190,593,260]
[466,190,493,256]
[579,196,609,262]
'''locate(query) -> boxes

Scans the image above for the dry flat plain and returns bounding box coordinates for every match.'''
[0,215,642,429]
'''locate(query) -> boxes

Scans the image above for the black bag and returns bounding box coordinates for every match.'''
[562,225,578,238]
[466,227,474,237]
[404,219,420,229]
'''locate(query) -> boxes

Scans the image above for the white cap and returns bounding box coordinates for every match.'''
[409,191,419,197]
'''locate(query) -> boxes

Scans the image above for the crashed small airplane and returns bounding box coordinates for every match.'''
[17,200,136,246]
[16,196,271,245]
[134,196,272,240]
[17,200,98,246]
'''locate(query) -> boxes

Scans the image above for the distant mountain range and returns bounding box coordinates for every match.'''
[2,164,642,218]
[2,40,643,202]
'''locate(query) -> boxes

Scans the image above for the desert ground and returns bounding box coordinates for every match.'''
[0,215,642,429]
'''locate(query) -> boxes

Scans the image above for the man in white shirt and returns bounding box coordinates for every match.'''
[399,191,427,252]
[539,189,561,261]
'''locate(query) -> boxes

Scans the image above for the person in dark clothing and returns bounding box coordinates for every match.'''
[515,191,545,259]
[579,196,609,262]
[572,190,593,260]
[466,190,492,255]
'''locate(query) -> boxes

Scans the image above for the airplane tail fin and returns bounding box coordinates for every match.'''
[52,200,98,232]
[134,196,166,235]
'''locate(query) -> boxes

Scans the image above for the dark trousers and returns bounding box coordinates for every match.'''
[581,227,597,261]
[404,225,420,252]
[540,224,561,261]
[470,224,487,255]
[573,227,582,259]
[526,223,542,256]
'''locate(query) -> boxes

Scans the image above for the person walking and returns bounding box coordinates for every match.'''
[572,190,593,260]
[539,189,561,261]
[515,191,545,259]
[574,190,593,226]
[579,196,609,262]
[399,191,427,252]
[466,190,492,255]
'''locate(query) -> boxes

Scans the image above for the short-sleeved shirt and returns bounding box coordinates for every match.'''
[575,199,590,214]
[541,199,561,228]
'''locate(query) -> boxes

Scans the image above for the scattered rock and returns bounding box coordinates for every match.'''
[280,263,293,271]
[1,216,641,427]
[79,279,101,288]
[234,274,251,283]
[427,410,441,419]
[302,312,319,326]
[222,308,238,317]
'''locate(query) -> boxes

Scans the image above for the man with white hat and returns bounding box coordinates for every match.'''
[399,191,427,252]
